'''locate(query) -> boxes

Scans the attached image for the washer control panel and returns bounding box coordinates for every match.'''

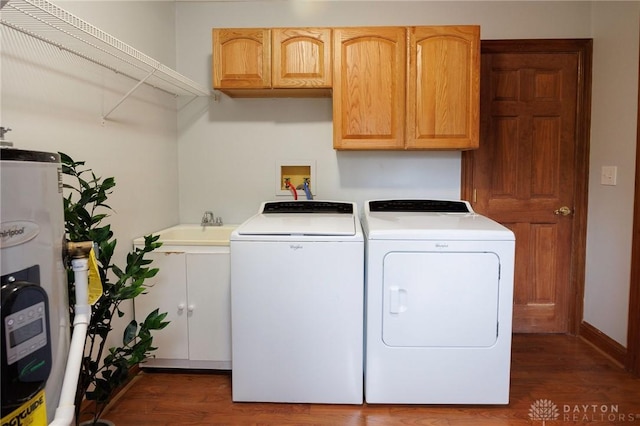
[369,199,471,213]
[263,201,354,214]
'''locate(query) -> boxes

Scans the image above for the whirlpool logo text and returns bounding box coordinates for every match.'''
[0,221,40,248]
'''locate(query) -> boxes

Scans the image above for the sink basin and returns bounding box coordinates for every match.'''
[144,224,238,246]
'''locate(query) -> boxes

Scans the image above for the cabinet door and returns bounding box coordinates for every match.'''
[333,27,406,150]
[406,26,480,149]
[272,28,332,88]
[186,253,231,363]
[213,28,271,89]
[135,251,188,361]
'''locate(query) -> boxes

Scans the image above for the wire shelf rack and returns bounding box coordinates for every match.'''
[0,0,211,101]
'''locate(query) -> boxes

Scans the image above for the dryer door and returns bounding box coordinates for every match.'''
[382,251,500,347]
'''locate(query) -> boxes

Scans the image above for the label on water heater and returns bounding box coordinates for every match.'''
[0,221,40,249]
[0,389,47,426]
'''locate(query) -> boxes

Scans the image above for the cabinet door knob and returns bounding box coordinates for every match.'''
[187,305,195,313]
[178,303,185,311]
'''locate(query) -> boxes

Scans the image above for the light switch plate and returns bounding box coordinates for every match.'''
[601,166,617,186]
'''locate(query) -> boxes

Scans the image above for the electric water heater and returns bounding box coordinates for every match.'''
[1,147,71,424]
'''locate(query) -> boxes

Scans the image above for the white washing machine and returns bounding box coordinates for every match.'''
[230,201,364,404]
[362,199,515,404]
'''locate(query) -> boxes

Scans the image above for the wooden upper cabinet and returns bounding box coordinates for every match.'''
[213,28,331,97]
[406,26,480,149]
[333,27,406,150]
[213,28,271,90]
[213,26,480,149]
[272,28,332,88]
[333,25,480,150]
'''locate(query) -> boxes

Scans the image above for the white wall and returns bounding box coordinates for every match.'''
[584,2,640,346]
[2,0,180,237]
[175,1,639,347]
[1,1,181,347]
[175,1,593,225]
[2,0,638,349]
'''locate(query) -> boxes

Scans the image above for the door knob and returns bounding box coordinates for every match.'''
[554,206,572,216]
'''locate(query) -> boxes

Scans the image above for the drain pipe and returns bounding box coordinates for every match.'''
[50,241,94,426]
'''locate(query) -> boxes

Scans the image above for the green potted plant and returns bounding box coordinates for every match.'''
[61,153,170,426]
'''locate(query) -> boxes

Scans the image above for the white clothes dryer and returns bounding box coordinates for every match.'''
[230,201,364,404]
[362,199,515,404]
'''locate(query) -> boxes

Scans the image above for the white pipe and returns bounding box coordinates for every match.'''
[49,257,91,426]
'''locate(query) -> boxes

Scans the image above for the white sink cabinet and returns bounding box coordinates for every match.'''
[134,230,232,370]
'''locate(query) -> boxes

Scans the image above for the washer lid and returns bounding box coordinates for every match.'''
[364,199,514,240]
[236,201,358,236]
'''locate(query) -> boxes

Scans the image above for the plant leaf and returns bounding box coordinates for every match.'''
[123,320,138,345]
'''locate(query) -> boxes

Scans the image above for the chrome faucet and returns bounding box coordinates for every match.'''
[201,210,223,226]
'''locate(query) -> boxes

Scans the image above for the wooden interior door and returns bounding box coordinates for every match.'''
[462,40,592,333]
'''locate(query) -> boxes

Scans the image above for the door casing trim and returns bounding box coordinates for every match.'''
[626,34,640,376]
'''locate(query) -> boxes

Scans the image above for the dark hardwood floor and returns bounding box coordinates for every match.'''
[95,335,640,425]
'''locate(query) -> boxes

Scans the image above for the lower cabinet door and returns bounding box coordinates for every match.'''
[135,251,189,361]
[186,253,231,362]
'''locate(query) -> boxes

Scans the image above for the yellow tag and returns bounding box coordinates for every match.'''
[88,247,103,305]
[1,389,47,426]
